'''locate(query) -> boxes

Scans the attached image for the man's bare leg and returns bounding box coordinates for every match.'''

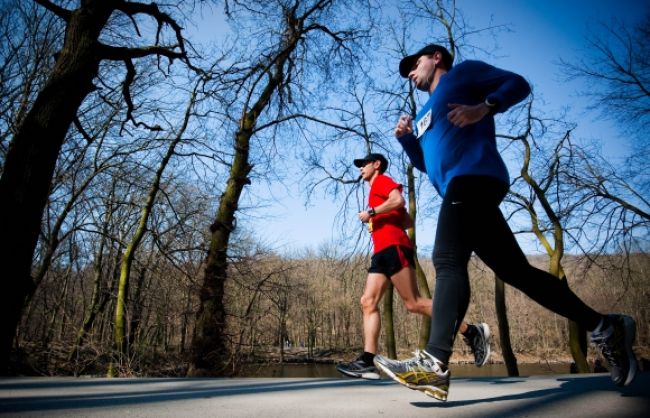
[361,273,389,354]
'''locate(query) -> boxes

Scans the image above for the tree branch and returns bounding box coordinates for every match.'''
[33,0,71,21]
[99,44,185,62]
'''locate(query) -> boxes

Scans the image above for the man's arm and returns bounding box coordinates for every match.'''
[447,61,531,128]
[395,115,427,172]
[480,62,531,114]
[379,188,406,213]
[358,188,406,223]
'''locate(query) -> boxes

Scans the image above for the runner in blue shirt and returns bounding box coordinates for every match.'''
[373,44,638,401]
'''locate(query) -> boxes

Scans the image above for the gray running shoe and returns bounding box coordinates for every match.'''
[463,323,491,367]
[336,357,380,380]
[590,314,637,386]
[374,350,450,401]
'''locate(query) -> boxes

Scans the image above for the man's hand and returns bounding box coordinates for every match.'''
[447,103,491,128]
[394,114,413,137]
[358,211,371,223]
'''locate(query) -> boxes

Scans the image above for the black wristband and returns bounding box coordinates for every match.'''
[368,207,376,217]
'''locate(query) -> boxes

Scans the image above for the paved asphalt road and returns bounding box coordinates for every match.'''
[1,372,649,417]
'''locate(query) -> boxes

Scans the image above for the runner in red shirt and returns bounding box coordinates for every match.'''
[336,153,490,379]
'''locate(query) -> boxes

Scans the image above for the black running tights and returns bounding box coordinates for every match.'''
[426,175,603,364]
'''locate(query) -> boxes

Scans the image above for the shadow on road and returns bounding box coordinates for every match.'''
[0,377,387,413]
[410,374,650,417]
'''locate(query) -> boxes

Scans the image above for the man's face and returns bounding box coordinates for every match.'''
[359,160,381,182]
[408,54,437,91]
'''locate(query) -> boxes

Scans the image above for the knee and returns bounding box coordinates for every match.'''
[360,294,378,313]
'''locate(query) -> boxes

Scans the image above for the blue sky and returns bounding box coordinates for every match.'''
[223,0,650,255]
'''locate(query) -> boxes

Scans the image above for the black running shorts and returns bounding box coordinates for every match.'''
[368,245,415,277]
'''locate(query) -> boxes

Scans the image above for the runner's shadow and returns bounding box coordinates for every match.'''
[411,374,649,412]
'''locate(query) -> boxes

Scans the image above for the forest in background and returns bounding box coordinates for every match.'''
[1,0,648,376]
[18,249,649,376]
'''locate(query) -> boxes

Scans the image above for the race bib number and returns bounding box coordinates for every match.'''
[416,109,432,139]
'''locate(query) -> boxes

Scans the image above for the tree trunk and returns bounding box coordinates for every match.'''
[565,285,589,373]
[110,87,194,375]
[188,130,252,375]
[127,268,147,352]
[69,189,116,362]
[519,123,590,373]
[406,164,431,348]
[68,250,110,362]
[189,13,299,375]
[495,275,519,376]
[550,255,589,373]
[381,283,396,358]
[179,287,193,354]
[0,2,112,373]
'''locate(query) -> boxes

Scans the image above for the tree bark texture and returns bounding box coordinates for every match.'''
[188,3,309,375]
[382,283,396,359]
[495,275,519,376]
[111,88,194,372]
[0,1,112,373]
[406,164,431,348]
[519,119,590,373]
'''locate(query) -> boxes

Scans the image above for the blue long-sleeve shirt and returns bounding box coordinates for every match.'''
[398,60,531,197]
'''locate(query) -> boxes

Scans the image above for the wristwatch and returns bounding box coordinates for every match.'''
[368,207,376,217]
[484,97,498,115]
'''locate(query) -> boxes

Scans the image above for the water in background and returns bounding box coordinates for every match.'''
[238,362,572,378]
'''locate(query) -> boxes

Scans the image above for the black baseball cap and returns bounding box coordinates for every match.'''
[353,153,388,173]
[399,44,454,78]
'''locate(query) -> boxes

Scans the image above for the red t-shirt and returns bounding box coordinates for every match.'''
[368,174,413,253]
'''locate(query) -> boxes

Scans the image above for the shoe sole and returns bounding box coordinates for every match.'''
[361,372,381,380]
[476,323,491,368]
[409,383,449,401]
[374,360,448,401]
[336,366,380,380]
[621,315,637,386]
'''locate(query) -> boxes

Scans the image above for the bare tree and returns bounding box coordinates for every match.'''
[559,12,650,261]
[67,181,119,363]
[560,13,650,151]
[0,0,204,373]
[109,78,203,376]
[0,0,63,159]
[189,0,370,375]
[560,142,649,270]
[501,98,594,372]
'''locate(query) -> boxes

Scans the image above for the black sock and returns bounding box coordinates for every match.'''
[361,351,375,366]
